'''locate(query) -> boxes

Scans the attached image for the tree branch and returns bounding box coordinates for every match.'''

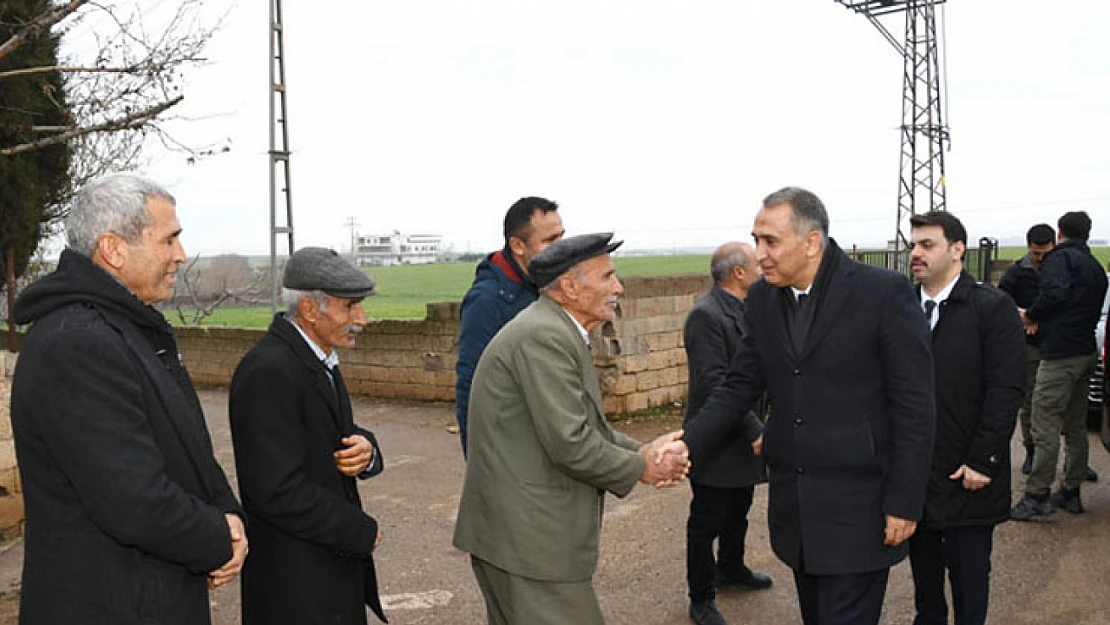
[0,0,88,63]
[0,95,183,156]
[0,64,156,80]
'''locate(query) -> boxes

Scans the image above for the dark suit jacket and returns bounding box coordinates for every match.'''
[11,250,241,625]
[230,315,386,625]
[685,240,935,576]
[683,285,766,488]
[919,274,1025,529]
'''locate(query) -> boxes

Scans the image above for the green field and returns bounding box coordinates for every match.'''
[170,247,1110,328]
[170,254,715,327]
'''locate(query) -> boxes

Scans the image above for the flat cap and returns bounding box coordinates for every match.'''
[527,232,623,289]
[283,247,376,299]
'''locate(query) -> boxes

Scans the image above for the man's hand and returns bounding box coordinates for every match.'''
[949,464,991,491]
[372,530,383,554]
[208,513,249,589]
[883,514,917,547]
[752,434,763,456]
[638,430,690,487]
[335,434,374,476]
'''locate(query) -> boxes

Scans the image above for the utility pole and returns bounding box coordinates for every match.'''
[268,0,295,315]
[344,216,360,263]
[833,0,950,269]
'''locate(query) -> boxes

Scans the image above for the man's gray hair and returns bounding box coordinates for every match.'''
[710,245,752,284]
[538,264,588,296]
[65,174,175,256]
[283,288,330,318]
[762,186,829,249]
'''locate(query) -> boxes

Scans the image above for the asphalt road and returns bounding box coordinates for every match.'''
[2,389,1109,624]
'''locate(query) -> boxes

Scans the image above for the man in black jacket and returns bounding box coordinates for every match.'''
[907,212,1025,625]
[997,223,1055,474]
[685,187,935,625]
[683,242,771,625]
[1012,211,1109,519]
[230,247,387,625]
[11,174,247,625]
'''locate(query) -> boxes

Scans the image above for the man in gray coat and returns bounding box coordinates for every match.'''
[684,242,771,625]
[453,233,690,625]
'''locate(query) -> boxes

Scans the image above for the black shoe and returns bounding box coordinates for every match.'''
[1085,467,1099,483]
[689,599,727,625]
[1050,487,1085,514]
[1021,450,1033,475]
[715,567,772,591]
[1010,493,1055,521]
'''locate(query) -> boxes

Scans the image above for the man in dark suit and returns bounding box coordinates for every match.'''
[685,187,935,625]
[11,174,247,625]
[683,242,771,625]
[229,247,386,625]
[454,233,690,625]
[907,211,1025,625]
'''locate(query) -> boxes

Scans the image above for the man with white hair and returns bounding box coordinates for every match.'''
[229,247,386,625]
[11,173,247,625]
[454,232,691,625]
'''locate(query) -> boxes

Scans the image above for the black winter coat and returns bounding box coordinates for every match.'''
[11,250,242,625]
[682,286,765,488]
[997,253,1041,347]
[1025,239,1108,360]
[229,315,386,625]
[685,240,936,576]
[919,274,1025,529]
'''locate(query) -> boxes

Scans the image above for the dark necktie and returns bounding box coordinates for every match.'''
[796,293,809,309]
[924,300,937,325]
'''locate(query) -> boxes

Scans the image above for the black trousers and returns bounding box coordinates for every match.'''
[685,482,755,602]
[908,525,994,625]
[792,566,889,625]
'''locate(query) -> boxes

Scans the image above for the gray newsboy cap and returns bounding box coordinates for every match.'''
[527,233,623,289]
[283,247,376,299]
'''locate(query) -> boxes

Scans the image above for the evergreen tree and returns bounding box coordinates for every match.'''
[0,0,71,292]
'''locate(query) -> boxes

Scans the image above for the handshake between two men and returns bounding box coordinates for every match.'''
[639,430,694,487]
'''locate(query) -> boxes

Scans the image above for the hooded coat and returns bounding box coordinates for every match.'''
[11,250,242,625]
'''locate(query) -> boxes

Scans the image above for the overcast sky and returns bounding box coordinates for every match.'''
[120,0,1109,256]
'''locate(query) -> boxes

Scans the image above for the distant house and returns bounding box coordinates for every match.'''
[355,230,444,266]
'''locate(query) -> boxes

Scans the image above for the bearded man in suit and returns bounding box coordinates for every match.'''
[453,233,690,625]
[685,187,936,625]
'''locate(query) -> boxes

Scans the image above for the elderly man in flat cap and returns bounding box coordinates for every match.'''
[453,233,691,625]
[229,247,387,625]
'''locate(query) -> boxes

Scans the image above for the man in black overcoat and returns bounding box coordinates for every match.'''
[230,247,387,625]
[906,212,1025,625]
[11,174,247,625]
[683,242,771,625]
[685,187,936,625]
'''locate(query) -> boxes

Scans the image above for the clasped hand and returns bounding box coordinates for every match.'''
[639,430,691,488]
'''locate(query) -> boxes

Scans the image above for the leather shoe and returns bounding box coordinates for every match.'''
[1021,450,1033,475]
[689,599,727,625]
[716,567,772,591]
[1085,467,1099,483]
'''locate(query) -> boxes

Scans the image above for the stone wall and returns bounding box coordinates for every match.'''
[176,275,711,416]
[0,351,23,538]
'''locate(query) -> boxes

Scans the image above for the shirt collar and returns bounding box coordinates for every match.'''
[920,272,959,307]
[287,316,340,369]
[790,285,811,301]
[560,308,591,345]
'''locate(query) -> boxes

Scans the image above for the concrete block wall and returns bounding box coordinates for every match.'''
[594,274,710,415]
[0,351,24,538]
[174,278,710,417]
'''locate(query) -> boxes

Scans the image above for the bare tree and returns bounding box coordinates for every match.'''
[169,255,268,326]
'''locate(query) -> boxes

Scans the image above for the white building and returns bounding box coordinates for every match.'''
[355,230,444,266]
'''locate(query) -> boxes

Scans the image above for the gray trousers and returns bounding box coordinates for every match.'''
[470,556,605,625]
[1026,353,1097,494]
[1017,344,1041,450]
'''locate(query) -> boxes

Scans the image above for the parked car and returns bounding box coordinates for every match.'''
[1093,274,1109,434]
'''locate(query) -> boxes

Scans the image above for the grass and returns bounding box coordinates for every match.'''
[170,248,1110,327]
